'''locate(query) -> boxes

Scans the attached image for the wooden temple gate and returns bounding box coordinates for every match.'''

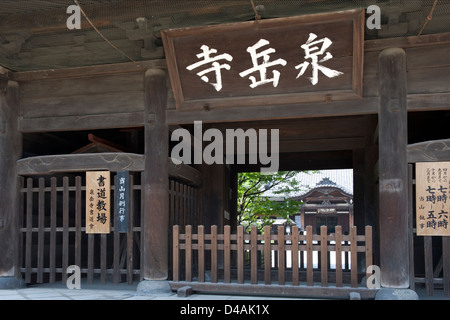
[0,3,449,300]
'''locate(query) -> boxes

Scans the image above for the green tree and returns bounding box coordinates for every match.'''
[237,171,312,231]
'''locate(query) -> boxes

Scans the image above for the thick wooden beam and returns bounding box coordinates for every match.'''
[0,1,243,35]
[167,97,379,125]
[365,32,450,52]
[378,48,409,289]
[17,153,145,175]
[166,92,450,125]
[142,69,169,280]
[169,281,378,300]
[18,112,146,133]
[407,139,450,163]
[16,153,202,187]
[12,60,166,82]
[0,80,22,281]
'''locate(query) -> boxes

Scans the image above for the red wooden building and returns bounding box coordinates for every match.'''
[293,177,354,235]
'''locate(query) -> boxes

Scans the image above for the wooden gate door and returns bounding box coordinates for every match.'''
[18,171,143,285]
[407,139,450,297]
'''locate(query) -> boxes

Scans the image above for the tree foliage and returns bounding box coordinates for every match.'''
[237,171,310,231]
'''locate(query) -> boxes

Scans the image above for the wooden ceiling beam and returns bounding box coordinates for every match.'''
[233,150,353,172]
[0,0,246,35]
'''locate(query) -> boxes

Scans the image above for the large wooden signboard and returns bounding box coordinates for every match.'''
[162,9,364,111]
[416,162,450,236]
[86,171,111,234]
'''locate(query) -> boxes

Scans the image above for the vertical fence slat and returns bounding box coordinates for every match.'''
[176,182,181,230]
[37,178,45,284]
[101,234,107,284]
[237,225,244,284]
[188,186,193,228]
[224,225,231,283]
[113,176,121,284]
[443,237,450,297]
[169,180,175,226]
[87,234,94,284]
[251,225,257,285]
[198,225,205,282]
[75,176,82,268]
[185,225,192,282]
[18,177,24,279]
[278,226,285,285]
[344,238,350,270]
[264,226,271,285]
[49,177,57,283]
[306,226,313,286]
[320,225,328,287]
[182,184,187,229]
[350,226,358,288]
[140,172,145,281]
[62,177,69,284]
[25,178,33,283]
[173,225,179,282]
[335,226,343,287]
[14,176,25,278]
[424,236,434,296]
[292,226,299,286]
[365,225,373,285]
[211,225,218,283]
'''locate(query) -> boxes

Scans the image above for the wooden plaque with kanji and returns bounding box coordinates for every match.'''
[86,171,111,234]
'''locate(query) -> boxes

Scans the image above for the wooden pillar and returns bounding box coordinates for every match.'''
[378,48,409,289]
[142,69,169,280]
[0,80,22,283]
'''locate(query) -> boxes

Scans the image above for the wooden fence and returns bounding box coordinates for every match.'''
[412,235,450,297]
[18,173,198,285]
[172,224,374,297]
[19,174,143,285]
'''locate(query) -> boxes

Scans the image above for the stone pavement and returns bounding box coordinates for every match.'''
[0,281,304,301]
[0,280,447,300]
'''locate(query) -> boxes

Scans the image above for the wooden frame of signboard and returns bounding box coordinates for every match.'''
[162,9,364,111]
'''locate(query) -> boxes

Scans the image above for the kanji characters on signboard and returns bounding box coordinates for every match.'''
[186,33,343,91]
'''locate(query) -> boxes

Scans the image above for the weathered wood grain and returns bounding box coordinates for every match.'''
[16,153,202,187]
[0,80,22,278]
[378,47,409,288]
[408,139,450,163]
[141,69,170,281]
